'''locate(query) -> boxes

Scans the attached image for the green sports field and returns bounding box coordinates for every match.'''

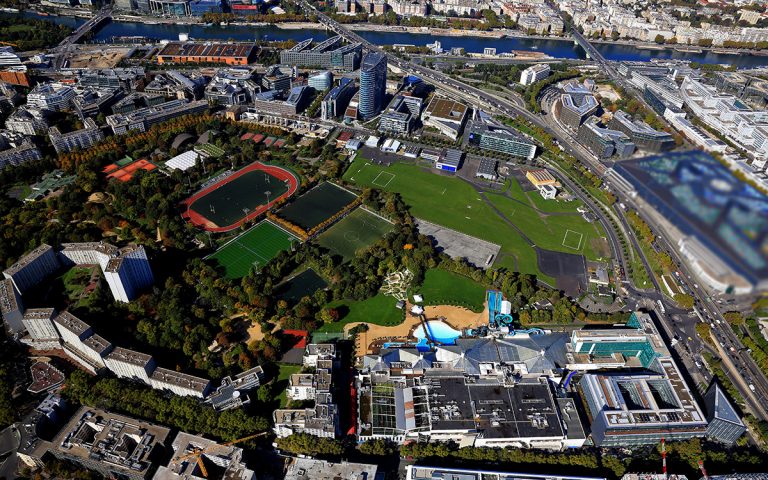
[277,182,358,231]
[317,208,394,260]
[208,221,297,278]
[343,159,610,280]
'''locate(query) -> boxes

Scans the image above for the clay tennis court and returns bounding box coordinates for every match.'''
[182,162,298,232]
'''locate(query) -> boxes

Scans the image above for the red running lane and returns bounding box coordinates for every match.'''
[182,161,298,233]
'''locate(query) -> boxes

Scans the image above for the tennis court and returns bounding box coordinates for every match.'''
[208,221,298,278]
[317,208,393,260]
[277,182,358,231]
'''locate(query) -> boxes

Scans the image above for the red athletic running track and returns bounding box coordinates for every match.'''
[182,161,298,232]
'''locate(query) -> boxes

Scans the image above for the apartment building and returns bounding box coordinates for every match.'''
[3,244,60,293]
[520,64,551,86]
[0,142,42,171]
[106,99,208,134]
[0,278,24,334]
[49,118,105,155]
[27,83,76,112]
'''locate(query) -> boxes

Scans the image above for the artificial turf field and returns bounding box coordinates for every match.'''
[277,182,357,231]
[208,221,297,278]
[188,168,290,229]
[317,208,393,260]
[343,159,609,279]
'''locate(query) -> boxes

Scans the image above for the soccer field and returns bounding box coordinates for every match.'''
[208,221,298,278]
[277,182,358,231]
[317,208,393,260]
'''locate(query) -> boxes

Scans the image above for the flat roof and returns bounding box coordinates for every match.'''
[285,457,377,480]
[424,97,468,121]
[407,466,606,480]
[158,42,254,59]
[105,346,153,367]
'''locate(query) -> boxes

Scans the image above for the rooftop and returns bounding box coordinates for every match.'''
[105,346,153,368]
[284,457,377,480]
[3,244,56,276]
[157,42,254,59]
[150,367,210,394]
[424,97,468,121]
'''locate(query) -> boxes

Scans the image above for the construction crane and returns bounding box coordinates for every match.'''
[0,41,18,48]
[173,431,269,478]
[698,459,709,480]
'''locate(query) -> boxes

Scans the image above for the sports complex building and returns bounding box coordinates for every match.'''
[156,42,255,65]
[610,151,768,295]
[356,311,739,447]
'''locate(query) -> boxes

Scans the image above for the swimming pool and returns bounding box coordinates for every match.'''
[413,320,461,345]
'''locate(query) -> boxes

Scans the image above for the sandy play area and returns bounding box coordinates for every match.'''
[345,303,489,355]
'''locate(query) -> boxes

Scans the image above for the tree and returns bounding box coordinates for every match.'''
[275,433,344,457]
[359,439,396,456]
[675,293,694,310]
[654,34,666,44]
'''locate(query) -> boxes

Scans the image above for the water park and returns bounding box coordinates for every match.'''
[351,290,547,356]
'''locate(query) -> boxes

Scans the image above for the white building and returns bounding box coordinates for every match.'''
[538,184,557,199]
[22,308,59,343]
[520,64,551,86]
[153,432,255,480]
[149,367,211,398]
[49,118,105,155]
[53,311,112,374]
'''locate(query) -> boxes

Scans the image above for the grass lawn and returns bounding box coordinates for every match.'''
[416,269,486,312]
[274,364,302,407]
[318,293,404,333]
[316,207,393,260]
[344,160,609,278]
[485,192,609,262]
[343,160,542,277]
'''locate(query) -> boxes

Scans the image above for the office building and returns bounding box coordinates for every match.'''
[476,158,498,180]
[608,110,675,152]
[252,86,310,116]
[48,407,171,480]
[279,37,362,72]
[78,68,147,92]
[106,99,208,135]
[579,358,708,446]
[321,77,355,120]
[702,382,746,445]
[144,70,206,99]
[358,52,387,120]
[261,65,291,93]
[49,118,105,155]
[6,107,49,135]
[284,458,378,480]
[3,244,60,293]
[157,42,254,65]
[468,122,537,160]
[206,366,265,411]
[578,117,636,159]
[0,142,42,171]
[379,110,413,135]
[520,64,551,86]
[556,81,599,130]
[153,432,255,480]
[27,83,76,112]
[407,466,606,480]
[274,344,338,438]
[112,92,167,115]
[0,278,24,334]
[422,97,468,141]
[204,68,259,106]
[308,70,333,91]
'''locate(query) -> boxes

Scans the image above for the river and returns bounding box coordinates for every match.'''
[18,11,768,68]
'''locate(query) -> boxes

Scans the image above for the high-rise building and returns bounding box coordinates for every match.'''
[0,278,24,334]
[578,117,635,159]
[358,52,387,120]
[555,81,599,130]
[3,244,60,293]
[22,308,59,342]
[104,346,157,383]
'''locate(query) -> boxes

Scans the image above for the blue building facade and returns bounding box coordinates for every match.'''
[358,52,387,121]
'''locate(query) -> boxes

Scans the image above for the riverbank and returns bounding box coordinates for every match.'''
[14,9,768,67]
